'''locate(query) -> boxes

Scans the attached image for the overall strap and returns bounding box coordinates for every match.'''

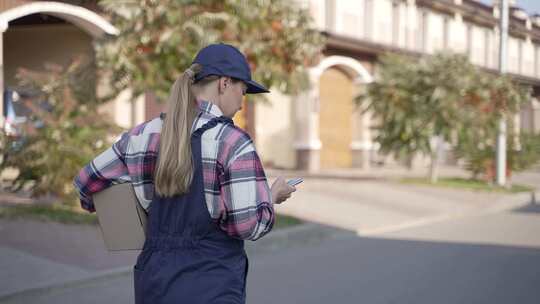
[192,116,234,138]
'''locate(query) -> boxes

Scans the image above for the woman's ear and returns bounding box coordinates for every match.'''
[218,77,232,94]
[218,77,226,94]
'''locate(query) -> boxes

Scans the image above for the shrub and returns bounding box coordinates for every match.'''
[0,58,120,206]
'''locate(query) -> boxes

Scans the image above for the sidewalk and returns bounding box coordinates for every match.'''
[266,165,539,235]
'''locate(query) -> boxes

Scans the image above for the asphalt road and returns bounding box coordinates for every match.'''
[7,203,540,304]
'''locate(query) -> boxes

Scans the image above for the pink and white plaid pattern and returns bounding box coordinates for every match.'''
[73,101,274,241]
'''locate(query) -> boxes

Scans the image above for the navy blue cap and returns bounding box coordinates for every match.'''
[192,43,270,94]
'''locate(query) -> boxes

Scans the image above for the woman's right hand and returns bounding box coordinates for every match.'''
[270,176,296,204]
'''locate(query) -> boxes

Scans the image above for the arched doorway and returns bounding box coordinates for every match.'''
[299,55,373,171]
[0,1,118,126]
[319,67,355,168]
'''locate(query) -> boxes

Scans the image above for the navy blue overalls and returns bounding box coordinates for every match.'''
[134,116,248,304]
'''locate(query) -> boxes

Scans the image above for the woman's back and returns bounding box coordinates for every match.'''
[80,100,274,241]
[133,115,248,303]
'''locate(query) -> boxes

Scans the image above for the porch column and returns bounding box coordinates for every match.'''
[351,77,373,169]
[293,74,321,172]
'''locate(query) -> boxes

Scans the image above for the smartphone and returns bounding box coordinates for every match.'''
[287,178,303,187]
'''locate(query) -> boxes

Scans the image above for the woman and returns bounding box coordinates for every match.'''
[73,43,296,303]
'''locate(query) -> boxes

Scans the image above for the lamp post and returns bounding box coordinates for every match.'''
[496,0,509,186]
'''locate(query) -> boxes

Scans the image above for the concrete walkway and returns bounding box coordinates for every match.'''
[271,175,537,235]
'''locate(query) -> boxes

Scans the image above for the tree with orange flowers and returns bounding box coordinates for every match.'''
[97,0,324,101]
[358,52,537,184]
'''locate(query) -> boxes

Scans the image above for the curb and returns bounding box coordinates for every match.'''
[266,169,387,182]
[0,222,346,301]
[358,190,539,236]
[0,265,133,302]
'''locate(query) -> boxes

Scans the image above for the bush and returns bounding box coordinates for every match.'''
[0,58,120,206]
[454,132,540,182]
[452,73,533,182]
[509,132,540,172]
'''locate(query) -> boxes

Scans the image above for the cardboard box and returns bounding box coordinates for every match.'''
[93,183,148,251]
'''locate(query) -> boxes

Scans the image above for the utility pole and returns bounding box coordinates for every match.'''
[496,0,509,186]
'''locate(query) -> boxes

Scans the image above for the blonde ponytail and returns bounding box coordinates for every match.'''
[155,64,202,197]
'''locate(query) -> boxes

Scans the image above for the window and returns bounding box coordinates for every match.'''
[325,0,336,31]
[364,0,373,40]
[337,0,363,38]
[508,37,519,73]
[518,40,523,74]
[417,10,429,52]
[392,2,400,46]
[484,28,491,67]
[466,23,473,60]
[493,30,500,70]
[309,0,326,30]
[522,42,535,76]
[535,45,539,77]
[443,17,450,49]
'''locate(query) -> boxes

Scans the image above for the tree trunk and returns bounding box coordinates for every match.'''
[406,154,414,170]
[429,136,444,183]
[429,154,438,184]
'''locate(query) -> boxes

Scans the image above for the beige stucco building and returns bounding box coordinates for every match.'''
[255,0,540,171]
[1,0,539,172]
[0,0,145,131]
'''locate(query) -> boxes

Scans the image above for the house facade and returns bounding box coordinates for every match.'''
[2,0,539,172]
[255,0,540,171]
[0,0,144,132]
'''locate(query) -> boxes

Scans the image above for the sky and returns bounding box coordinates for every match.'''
[479,0,540,15]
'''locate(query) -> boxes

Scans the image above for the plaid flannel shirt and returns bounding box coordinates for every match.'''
[73,101,274,241]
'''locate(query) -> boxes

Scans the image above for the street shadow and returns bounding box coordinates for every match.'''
[513,203,540,213]
[512,192,540,214]
[247,234,540,304]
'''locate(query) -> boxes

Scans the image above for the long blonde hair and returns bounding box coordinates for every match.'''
[154,64,202,197]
